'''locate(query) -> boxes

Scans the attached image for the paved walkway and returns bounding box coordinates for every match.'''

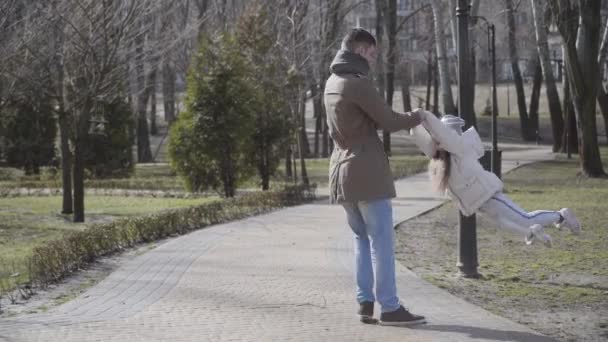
[0,146,558,342]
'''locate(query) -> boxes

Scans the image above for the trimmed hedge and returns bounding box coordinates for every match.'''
[29,184,316,287]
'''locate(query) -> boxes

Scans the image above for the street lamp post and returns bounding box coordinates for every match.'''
[475,16,501,178]
[456,0,479,278]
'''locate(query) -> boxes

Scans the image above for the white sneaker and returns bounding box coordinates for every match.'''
[556,208,581,235]
[525,224,553,247]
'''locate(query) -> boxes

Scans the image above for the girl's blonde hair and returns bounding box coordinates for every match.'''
[428,150,451,194]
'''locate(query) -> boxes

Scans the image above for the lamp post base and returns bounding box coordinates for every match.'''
[457,264,482,279]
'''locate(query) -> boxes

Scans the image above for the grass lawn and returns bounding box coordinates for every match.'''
[0,164,183,191]
[268,154,429,188]
[0,196,217,286]
[1,154,429,191]
[395,147,608,341]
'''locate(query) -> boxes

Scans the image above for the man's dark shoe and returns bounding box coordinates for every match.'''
[357,301,377,324]
[379,306,426,326]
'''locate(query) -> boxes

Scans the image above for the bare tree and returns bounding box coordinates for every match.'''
[375,0,386,102]
[399,63,412,113]
[528,55,543,136]
[597,17,608,145]
[53,0,149,221]
[467,0,480,123]
[194,0,211,35]
[284,0,311,185]
[159,1,192,124]
[552,0,605,176]
[319,0,345,158]
[383,0,396,155]
[429,0,456,114]
[134,14,154,163]
[531,0,565,151]
[148,15,160,136]
[425,50,434,110]
[1,1,74,213]
[52,4,73,214]
[505,0,536,141]
[562,64,579,153]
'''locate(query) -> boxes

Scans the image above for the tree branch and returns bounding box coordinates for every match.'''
[396,4,430,33]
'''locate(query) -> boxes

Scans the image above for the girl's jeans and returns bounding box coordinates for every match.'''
[478,192,561,236]
[342,199,400,313]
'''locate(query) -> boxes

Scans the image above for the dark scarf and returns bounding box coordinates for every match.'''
[329,49,370,77]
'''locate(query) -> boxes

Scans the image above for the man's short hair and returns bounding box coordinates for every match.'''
[341,28,376,52]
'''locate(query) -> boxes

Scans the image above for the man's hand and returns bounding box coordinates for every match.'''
[409,108,424,125]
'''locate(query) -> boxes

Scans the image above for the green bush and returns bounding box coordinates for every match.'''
[0,167,21,181]
[40,166,60,181]
[28,184,315,286]
[0,99,57,175]
[169,33,256,197]
[83,99,134,178]
[237,6,292,190]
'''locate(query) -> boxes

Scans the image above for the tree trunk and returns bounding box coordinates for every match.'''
[221,154,235,198]
[599,15,608,68]
[322,114,329,157]
[598,86,608,144]
[299,93,310,157]
[261,147,270,190]
[531,0,564,151]
[374,0,387,157]
[285,148,292,178]
[528,56,542,141]
[558,0,604,176]
[373,0,386,153]
[430,0,457,114]
[469,47,477,121]
[58,113,73,214]
[292,142,298,182]
[449,0,458,53]
[194,0,210,36]
[71,92,97,223]
[574,1,604,175]
[162,61,176,123]
[149,66,158,135]
[297,134,309,186]
[400,67,412,112]
[311,79,322,157]
[53,18,72,215]
[319,0,343,158]
[297,94,309,185]
[383,0,397,155]
[597,17,608,145]
[135,33,153,163]
[467,2,480,124]
[425,51,433,110]
[375,0,386,99]
[137,96,153,162]
[562,69,579,153]
[433,55,439,114]
[57,61,73,214]
[72,139,85,223]
[506,0,535,141]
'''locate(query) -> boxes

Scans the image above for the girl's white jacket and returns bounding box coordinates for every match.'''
[411,111,503,216]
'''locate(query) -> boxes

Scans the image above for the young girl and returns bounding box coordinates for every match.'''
[411,111,581,246]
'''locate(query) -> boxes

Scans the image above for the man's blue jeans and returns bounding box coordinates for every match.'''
[342,199,400,313]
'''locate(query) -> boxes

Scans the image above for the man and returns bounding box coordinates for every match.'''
[324,28,426,326]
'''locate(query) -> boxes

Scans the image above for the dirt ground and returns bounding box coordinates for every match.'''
[395,203,608,342]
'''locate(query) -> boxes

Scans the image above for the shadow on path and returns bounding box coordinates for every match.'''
[412,324,556,342]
